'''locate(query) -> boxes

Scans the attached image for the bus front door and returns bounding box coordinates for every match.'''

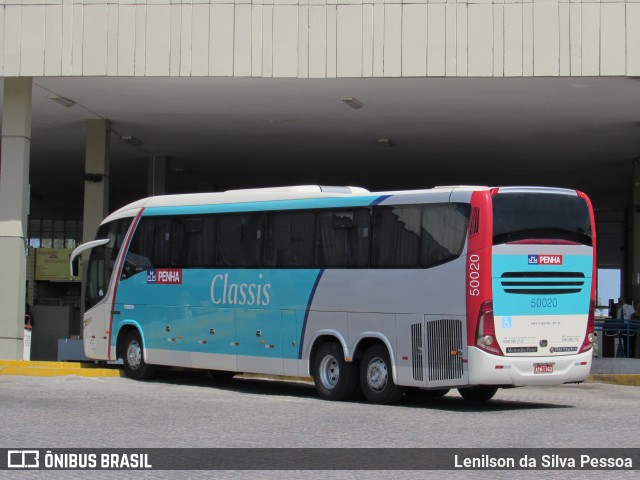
[83,303,111,360]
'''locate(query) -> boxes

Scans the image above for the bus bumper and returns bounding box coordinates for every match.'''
[466,346,593,386]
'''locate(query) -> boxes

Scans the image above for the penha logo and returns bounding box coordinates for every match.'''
[528,254,562,266]
[146,269,182,285]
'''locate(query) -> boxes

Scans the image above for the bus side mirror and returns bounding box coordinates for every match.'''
[71,256,80,278]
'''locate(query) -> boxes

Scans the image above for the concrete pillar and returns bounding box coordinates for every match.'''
[632,159,640,308]
[148,155,167,196]
[0,77,32,359]
[82,120,110,243]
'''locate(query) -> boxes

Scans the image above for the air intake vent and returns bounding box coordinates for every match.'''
[468,207,480,236]
[426,319,464,382]
[411,323,424,381]
[500,272,585,295]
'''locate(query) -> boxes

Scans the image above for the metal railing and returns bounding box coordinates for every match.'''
[594,319,640,358]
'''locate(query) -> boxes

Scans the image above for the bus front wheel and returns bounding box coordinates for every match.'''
[458,386,498,402]
[360,344,404,404]
[312,342,359,401]
[122,331,155,380]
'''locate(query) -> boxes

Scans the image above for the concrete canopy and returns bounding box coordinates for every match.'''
[1,75,639,219]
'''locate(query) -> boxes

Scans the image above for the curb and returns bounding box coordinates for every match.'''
[0,360,123,378]
[586,374,640,387]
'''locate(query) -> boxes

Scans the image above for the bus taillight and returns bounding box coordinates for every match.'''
[476,301,504,356]
[579,300,596,353]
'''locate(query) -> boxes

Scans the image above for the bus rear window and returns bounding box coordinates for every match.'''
[492,193,592,246]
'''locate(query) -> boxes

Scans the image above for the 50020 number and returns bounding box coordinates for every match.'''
[530,298,558,308]
[469,254,480,296]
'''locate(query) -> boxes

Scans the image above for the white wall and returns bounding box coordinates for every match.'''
[0,0,638,78]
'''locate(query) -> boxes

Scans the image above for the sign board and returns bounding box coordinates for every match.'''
[35,248,81,281]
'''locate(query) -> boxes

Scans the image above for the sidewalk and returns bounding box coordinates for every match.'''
[587,357,640,386]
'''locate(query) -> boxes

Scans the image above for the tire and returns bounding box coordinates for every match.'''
[359,344,404,404]
[312,342,359,401]
[458,386,498,402]
[407,388,450,399]
[122,330,155,380]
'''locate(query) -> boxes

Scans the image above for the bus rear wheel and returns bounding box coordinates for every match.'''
[122,331,155,380]
[312,342,359,401]
[360,344,404,404]
[458,386,498,402]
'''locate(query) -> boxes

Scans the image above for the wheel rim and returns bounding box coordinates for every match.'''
[126,340,142,370]
[366,357,388,392]
[319,354,340,389]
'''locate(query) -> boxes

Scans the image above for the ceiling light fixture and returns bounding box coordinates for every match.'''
[377,138,393,148]
[48,95,75,108]
[341,97,364,109]
[122,136,142,147]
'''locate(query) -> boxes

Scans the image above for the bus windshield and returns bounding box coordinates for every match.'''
[492,192,592,246]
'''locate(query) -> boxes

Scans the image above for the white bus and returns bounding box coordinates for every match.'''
[71,185,596,403]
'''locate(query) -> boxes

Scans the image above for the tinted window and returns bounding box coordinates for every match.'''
[421,203,470,267]
[125,217,172,270]
[217,213,263,267]
[171,216,216,268]
[492,193,592,245]
[85,218,133,309]
[264,212,315,267]
[372,206,421,267]
[316,209,370,267]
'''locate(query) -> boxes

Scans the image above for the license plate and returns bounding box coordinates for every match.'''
[534,363,554,374]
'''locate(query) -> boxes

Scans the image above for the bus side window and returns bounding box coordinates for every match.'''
[316,209,370,268]
[124,218,157,275]
[264,212,314,267]
[171,217,215,268]
[372,206,421,267]
[421,203,470,268]
[216,213,263,267]
[152,218,172,267]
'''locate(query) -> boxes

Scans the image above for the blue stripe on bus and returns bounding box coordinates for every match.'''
[298,269,325,359]
[142,196,386,216]
[370,195,392,206]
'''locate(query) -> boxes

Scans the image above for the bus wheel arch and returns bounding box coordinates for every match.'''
[118,327,155,380]
[359,343,405,404]
[352,336,399,384]
[310,336,358,401]
[115,325,137,360]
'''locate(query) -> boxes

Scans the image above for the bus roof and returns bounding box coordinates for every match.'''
[101,185,579,224]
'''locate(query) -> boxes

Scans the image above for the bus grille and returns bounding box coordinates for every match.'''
[426,319,464,382]
[411,323,424,381]
[500,272,585,295]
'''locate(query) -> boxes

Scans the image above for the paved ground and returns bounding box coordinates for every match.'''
[1,371,638,479]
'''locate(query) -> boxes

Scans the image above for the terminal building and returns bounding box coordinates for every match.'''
[0,0,639,360]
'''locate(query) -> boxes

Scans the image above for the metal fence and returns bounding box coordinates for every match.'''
[594,320,640,359]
